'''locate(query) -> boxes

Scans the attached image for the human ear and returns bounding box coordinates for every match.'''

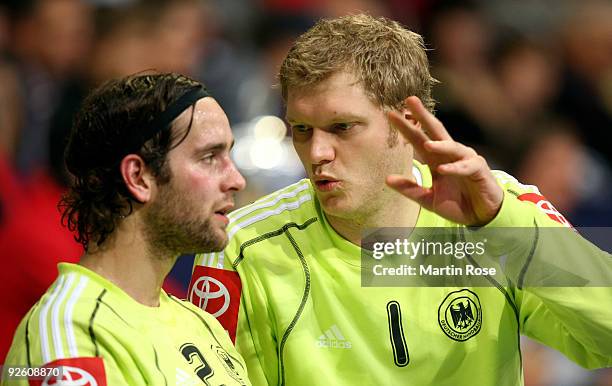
[119,154,155,203]
[401,98,421,128]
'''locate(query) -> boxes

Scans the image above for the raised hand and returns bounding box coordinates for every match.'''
[386,96,503,226]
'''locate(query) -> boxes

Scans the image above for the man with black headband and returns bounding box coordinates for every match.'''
[2,73,250,385]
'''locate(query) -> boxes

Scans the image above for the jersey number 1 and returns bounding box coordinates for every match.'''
[387,301,409,367]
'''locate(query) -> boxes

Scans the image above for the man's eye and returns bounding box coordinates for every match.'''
[291,125,310,133]
[332,122,354,131]
[202,154,216,163]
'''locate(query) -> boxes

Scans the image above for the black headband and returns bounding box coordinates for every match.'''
[136,86,211,150]
[67,85,212,176]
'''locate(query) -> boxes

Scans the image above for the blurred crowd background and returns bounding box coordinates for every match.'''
[0,0,610,384]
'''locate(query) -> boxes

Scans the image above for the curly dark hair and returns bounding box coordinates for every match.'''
[60,73,204,250]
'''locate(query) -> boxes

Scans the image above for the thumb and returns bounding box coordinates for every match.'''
[386,175,433,209]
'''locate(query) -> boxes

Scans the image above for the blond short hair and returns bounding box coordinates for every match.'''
[279,14,437,111]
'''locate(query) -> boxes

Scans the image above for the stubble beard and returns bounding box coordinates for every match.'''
[142,182,228,258]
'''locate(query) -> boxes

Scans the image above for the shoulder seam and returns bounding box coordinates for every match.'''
[219,197,314,269]
[98,299,134,327]
[233,217,318,268]
[88,289,106,357]
[517,220,539,289]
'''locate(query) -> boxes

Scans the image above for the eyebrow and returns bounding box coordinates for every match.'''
[194,139,235,155]
[287,115,364,126]
[285,115,363,125]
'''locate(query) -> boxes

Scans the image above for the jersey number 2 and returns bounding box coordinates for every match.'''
[180,343,214,382]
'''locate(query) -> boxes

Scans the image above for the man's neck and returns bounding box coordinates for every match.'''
[79,218,176,307]
[325,192,421,246]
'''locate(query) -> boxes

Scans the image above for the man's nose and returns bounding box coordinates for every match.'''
[224,160,246,192]
[309,128,335,166]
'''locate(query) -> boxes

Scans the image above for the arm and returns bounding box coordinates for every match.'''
[2,313,129,386]
[387,96,612,368]
[487,175,612,368]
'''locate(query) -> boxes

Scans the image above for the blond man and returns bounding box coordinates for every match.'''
[189,15,612,386]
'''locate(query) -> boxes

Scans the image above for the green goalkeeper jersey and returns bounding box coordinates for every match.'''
[3,263,250,386]
[189,161,612,386]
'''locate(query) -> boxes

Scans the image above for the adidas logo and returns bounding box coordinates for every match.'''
[316,324,352,349]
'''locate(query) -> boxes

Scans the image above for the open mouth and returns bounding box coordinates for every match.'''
[214,204,234,224]
[315,180,340,192]
[214,211,230,225]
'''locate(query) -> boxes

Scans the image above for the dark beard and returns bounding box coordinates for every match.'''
[142,184,227,257]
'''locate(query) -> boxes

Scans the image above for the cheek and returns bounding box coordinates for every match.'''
[177,170,216,197]
[355,150,405,187]
[292,142,310,163]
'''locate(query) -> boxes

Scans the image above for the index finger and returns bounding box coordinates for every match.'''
[404,96,452,141]
[387,110,430,151]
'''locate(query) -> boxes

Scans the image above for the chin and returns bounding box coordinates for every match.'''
[186,228,229,254]
[213,230,229,250]
[320,196,355,218]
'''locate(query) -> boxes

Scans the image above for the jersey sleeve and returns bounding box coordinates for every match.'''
[487,170,573,228]
[2,307,129,386]
[191,248,277,386]
[479,171,612,368]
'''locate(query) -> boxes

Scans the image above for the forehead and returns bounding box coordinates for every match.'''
[286,70,380,121]
[172,97,232,148]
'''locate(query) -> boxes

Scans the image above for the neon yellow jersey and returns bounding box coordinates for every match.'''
[3,263,250,386]
[190,161,612,386]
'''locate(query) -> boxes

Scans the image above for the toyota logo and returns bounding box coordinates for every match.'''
[189,276,230,317]
[42,366,98,386]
